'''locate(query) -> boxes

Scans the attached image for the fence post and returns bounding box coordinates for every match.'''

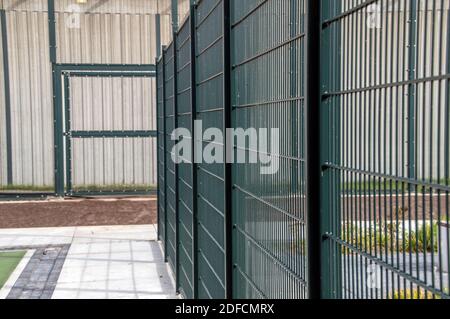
[173,34,180,294]
[48,0,64,197]
[63,74,72,194]
[190,2,199,299]
[289,0,299,193]
[155,14,161,59]
[407,0,418,181]
[171,0,178,33]
[223,0,233,300]
[162,47,168,263]
[0,9,13,186]
[156,57,161,241]
[305,0,322,300]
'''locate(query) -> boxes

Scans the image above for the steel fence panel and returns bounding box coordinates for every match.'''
[157,56,166,248]
[321,0,450,299]
[230,0,308,299]
[194,0,228,299]
[164,41,178,273]
[175,15,195,299]
[157,0,450,300]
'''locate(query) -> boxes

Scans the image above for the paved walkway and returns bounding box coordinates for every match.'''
[0,225,177,299]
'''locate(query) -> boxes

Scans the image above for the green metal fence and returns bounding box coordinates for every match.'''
[321,0,450,299]
[175,15,195,299]
[231,0,307,299]
[195,0,229,299]
[157,56,166,262]
[158,0,450,299]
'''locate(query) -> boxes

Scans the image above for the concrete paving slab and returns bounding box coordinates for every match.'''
[0,225,176,299]
[0,227,75,249]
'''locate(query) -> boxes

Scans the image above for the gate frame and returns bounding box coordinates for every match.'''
[47,0,159,198]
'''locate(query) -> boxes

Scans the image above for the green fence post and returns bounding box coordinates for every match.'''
[190,1,199,299]
[290,0,299,194]
[223,0,233,300]
[162,47,168,263]
[320,0,343,299]
[0,9,13,186]
[155,14,161,58]
[407,0,418,182]
[306,0,322,300]
[156,57,161,241]
[173,33,180,295]
[171,0,178,34]
[48,0,64,197]
[63,74,72,195]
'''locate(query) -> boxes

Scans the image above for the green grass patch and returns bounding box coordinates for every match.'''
[0,185,54,192]
[72,184,157,192]
[0,251,26,289]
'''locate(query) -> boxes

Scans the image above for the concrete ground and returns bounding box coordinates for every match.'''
[0,225,177,299]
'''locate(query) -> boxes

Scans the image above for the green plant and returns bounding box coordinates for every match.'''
[391,288,440,300]
[341,221,438,255]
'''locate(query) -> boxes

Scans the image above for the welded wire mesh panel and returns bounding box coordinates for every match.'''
[164,42,177,273]
[231,0,307,299]
[321,0,450,299]
[157,58,166,245]
[195,0,227,299]
[175,16,195,299]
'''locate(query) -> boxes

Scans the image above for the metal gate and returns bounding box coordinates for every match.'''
[61,68,157,196]
[0,0,166,200]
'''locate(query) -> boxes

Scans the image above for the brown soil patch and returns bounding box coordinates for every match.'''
[0,196,157,229]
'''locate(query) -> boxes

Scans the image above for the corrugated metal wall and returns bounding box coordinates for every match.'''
[0,8,6,186]
[69,76,157,190]
[0,0,173,191]
[339,0,450,183]
[5,1,54,188]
